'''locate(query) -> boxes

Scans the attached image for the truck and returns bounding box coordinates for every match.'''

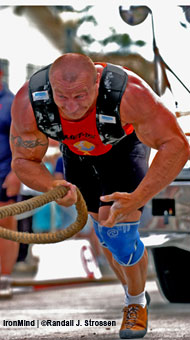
[140,124,190,303]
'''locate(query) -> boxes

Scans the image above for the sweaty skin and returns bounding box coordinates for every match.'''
[10,54,190,300]
[10,54,190,227]
[100,71,190,226]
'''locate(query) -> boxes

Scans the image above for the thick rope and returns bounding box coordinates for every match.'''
[0,186,88,244]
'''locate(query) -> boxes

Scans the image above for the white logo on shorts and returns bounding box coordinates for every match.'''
[107,229,119,238]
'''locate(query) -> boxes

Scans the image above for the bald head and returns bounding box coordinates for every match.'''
[49,54,99,121]
[49,53,97,85]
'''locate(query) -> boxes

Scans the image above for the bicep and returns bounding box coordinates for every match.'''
[10,125,49,163]
[134,103,186,151]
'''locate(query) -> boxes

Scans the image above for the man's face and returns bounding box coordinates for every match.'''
[51,72,98,120]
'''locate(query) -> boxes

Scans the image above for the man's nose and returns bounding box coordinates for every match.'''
[65,100,79,112]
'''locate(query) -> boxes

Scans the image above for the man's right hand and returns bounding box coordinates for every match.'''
[52,180,77,207]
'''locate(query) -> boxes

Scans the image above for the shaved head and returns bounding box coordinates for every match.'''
[49,53,99,121]
[49,53,97,84]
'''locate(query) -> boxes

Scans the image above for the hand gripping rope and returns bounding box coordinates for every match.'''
[0,186,88,244]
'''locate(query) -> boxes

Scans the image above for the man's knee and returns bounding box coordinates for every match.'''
[92,218,144,266]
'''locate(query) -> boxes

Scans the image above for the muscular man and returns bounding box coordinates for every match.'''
[10,54,189,338]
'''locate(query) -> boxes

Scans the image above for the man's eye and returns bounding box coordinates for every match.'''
[76,94,85,99]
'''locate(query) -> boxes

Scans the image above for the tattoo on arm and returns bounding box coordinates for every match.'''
[10,135,48,148]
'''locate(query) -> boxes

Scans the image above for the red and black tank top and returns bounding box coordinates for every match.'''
[28,62,134,156]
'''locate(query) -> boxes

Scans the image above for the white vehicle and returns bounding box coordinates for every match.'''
[140,131,190,303]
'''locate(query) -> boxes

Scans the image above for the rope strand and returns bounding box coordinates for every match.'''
[0,186,88,244]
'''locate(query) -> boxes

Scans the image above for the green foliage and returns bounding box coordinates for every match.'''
[78,15,98,26]
[134,40,146,47]
[100,30,145,49]
[80,35,95,44]
[57,6,146,53]
[101,33,132,47]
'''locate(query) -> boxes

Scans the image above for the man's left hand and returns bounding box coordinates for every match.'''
[2,171,21,197]
[100,192,140,227]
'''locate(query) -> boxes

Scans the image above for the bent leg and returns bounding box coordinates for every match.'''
[91,206,148,296]
[102,247,148,295]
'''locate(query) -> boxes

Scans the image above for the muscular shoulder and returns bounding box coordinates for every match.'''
[11,81,37,133]
[120,69,183,150]
[120,69,159,125]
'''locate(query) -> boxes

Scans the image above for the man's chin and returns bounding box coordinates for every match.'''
[63,111,89,121]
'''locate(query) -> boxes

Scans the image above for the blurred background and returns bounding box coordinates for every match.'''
[0,2,190,113]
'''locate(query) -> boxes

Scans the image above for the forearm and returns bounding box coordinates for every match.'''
[132,138,190,208]
[12,158,55,193]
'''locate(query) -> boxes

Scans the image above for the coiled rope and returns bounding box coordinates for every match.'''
[0,186,88,244]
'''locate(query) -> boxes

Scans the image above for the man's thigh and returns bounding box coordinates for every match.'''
[63,155,102,213]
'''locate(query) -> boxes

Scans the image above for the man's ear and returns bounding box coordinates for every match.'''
[96,72,101,85]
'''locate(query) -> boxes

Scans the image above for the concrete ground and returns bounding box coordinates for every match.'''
[0,278,190,340]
